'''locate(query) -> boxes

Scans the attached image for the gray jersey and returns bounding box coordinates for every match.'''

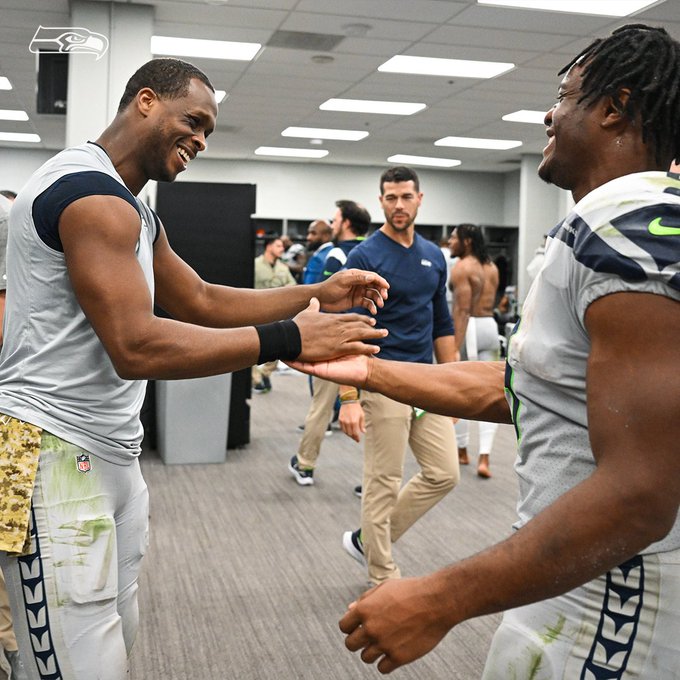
[507,171,680,553]
[0,142,158,464]
[0,194,10,292]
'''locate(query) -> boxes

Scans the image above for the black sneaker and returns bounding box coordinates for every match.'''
[253,381,271,394]
[288,455,314,486]
[342,529,366,566]
[353,485,362,498]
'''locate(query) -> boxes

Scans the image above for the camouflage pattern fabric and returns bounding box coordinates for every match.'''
[0,415,42,555]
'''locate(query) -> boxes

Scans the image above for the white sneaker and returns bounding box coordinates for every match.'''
[342,529,366,567]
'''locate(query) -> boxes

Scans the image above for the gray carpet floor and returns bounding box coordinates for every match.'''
[130,367,519,680]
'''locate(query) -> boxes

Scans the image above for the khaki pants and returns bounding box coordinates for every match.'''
[361,391,459,584]
[0,574,16,653]
[251,360,278,385]
[297,376,337,469]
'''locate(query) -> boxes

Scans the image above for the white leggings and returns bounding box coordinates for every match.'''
[456,317,501,453]
[0,433,148,680]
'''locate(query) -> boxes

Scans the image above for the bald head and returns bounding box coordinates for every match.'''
[306,219,332,249]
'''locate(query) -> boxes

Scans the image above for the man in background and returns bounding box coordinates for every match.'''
[449,224,500,478]
[338,166,459,585]
[302,219,333,284]
[280,234,306,283]
[289,200,371,485]
[252,233,297,393]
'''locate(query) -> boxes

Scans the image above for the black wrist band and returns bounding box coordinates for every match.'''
[255,319,302,364]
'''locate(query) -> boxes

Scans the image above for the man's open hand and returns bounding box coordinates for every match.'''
[316,269,389,314]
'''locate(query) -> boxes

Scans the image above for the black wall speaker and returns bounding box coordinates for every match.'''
[37,52,69,115]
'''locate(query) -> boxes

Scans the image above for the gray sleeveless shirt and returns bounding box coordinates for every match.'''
[0,143,158,464]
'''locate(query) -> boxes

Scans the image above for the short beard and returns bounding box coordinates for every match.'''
[387,216,413,232]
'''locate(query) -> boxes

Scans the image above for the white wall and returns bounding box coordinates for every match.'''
[503,170,520,227]
[0,148,56,194]
[0,147,513,226]
[173,157,510,226]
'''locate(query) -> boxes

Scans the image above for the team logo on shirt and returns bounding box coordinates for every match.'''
[420,259,432,267]
[611,205,680,272]
[647,216,680,237]
[76,454,91,473]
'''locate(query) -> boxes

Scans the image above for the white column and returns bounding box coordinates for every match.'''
[517,153,570,302]
[66,1,153,147]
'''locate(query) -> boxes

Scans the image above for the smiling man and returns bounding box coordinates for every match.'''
[290,24,680,678]
[0,58,389,680]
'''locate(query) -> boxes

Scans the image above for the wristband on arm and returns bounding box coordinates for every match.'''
[339,388,360,404]
[254,320,301,364]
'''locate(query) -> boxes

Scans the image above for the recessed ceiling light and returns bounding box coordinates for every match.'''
[342,23,372,37]
[379,55,514,79]
[311,55,334,64]
[388,154,461,168]
[435,136,522,150]
[0,110,29,121]
[151,36,261,61]
[282,126,369,141]
[214,90,228,104]
[0,132,40,143]
[477,0,661,17]
[255,146,329,158]
[320,99,426,115]
[0,77,11,91]
[502,109,546,124]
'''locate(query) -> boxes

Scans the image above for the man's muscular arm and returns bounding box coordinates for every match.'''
[337,291,680,674]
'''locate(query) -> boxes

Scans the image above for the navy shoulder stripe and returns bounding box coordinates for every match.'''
[33,171,138,252]
[149,208,161,244]
[610,204,680,272]
[570,214,647,282]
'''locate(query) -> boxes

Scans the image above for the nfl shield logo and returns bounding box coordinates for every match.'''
[76,454,91,473]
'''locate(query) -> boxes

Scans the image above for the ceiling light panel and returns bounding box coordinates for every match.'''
[435,136,522,150]
[0,132,40,143]
[151,36,261,61]
[255,146,329,158]
[388,154,461,168]
[379,55,514,79]
[477,0,661,17]
[0,110,29,121]
[502,109,546,124]
[282,127,368,141]
[320,99,426,115]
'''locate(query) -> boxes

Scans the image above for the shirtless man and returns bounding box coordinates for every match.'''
[449,224,499,477]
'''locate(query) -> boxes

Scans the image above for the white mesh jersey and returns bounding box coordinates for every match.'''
[506,171,680,553]
[0,142,159,464]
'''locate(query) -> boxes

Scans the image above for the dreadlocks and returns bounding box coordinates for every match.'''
[455,224,490,264]
[559,24,680,164]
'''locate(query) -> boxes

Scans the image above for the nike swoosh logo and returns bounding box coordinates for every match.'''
[648,216,680,236]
